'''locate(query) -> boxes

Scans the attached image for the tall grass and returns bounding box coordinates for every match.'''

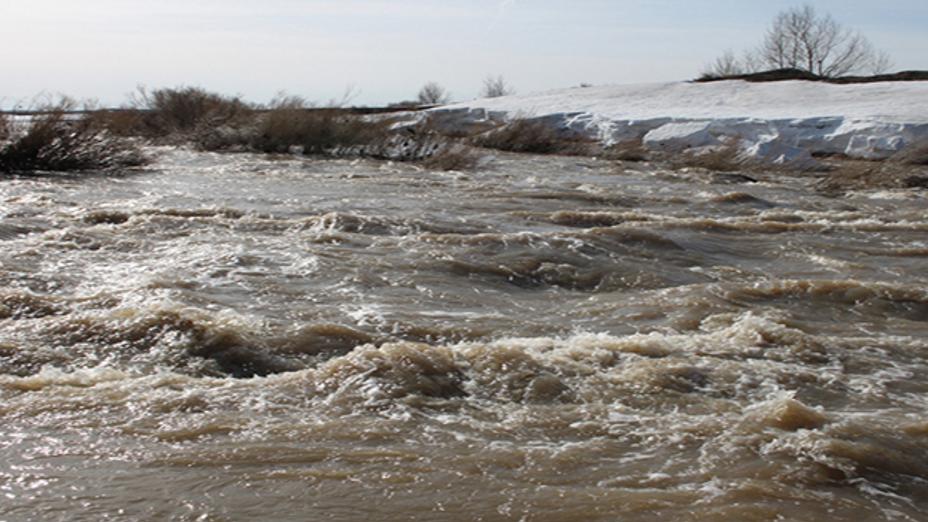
[0,101,148,174]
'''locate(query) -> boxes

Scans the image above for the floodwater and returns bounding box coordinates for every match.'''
[1,149,927,521]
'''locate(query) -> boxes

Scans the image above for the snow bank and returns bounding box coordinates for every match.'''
[430,80,928,165]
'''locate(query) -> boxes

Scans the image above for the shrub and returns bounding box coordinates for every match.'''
[481,75,515,98]
[84,109,147,137]
[246,96,391,155]
[600,139,650,162]
[0,101,148,174]
[132,86,254,140]
[417,82,450,106]
[672,142,744,172]
[472,118,593,155]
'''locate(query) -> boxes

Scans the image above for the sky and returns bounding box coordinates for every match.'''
[1,0,926,107]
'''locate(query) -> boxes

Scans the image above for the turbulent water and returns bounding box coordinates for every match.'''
[1,149,927,521]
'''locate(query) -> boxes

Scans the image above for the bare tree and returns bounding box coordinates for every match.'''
[705,4,892,79]
[756,4,892,76]
[481,75,515,98]
[417,82,450,106]
[701,49,748,78]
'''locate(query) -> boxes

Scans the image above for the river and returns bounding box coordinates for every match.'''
[1,149,927,521]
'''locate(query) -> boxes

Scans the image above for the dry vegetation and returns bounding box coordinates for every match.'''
[9,85,922,179]
[0,101,148,174]
[599,139,650,162]
[135,87,253,140]
[670,142,746,172]
[37,87,474,170]
[471,118,594,155]
[246,96,391,155]
[815,142,928,192]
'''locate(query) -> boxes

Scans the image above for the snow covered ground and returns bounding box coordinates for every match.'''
[430,80,928,166]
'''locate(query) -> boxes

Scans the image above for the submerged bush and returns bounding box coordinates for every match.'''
[0,101,148,174]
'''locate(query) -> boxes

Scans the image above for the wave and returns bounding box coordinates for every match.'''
[716,279,928,323]
[517,210,928,233]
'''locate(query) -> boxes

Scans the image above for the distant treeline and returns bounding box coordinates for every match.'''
[697,68,928,84]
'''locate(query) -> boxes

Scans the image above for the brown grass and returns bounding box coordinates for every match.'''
[671,141,745,172]
[0,101,148,174]
[472,118,594,155]
[599,139,650,162]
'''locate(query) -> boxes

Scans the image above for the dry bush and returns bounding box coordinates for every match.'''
[246,96,390,155]
[472,118,593,155]
[417,82,450,106]
[481,75,515,98]
[0,101,148,174]
[672,142,744,172]
[132,86,254,140]
[84,109,147,137]
[600,139,650,162]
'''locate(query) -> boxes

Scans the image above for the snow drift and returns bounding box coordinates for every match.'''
[429,80,928,166]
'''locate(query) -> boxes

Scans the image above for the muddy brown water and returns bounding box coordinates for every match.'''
[1,149,927,521]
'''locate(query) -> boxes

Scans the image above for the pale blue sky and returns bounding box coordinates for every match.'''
[2,0,925,107]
